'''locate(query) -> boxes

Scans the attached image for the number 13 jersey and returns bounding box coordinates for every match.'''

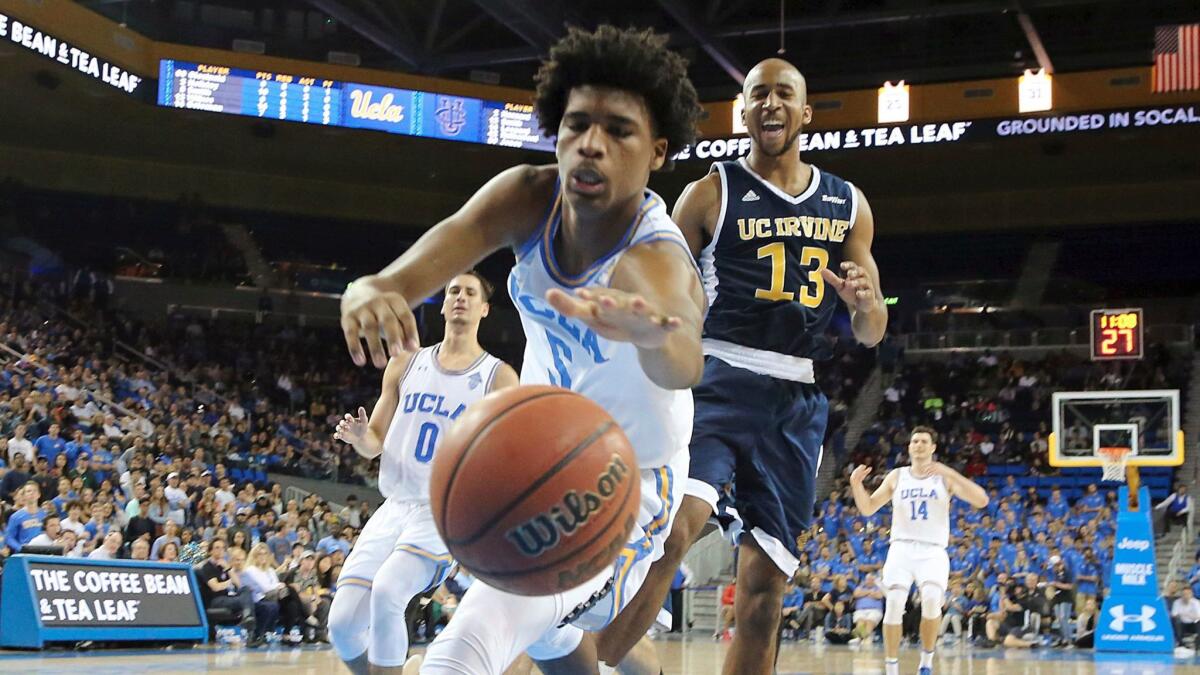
[379,344,502,501]
[890,467,951,548]
[701,159,857,382]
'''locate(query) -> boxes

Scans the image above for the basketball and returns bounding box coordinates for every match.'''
[429,385,640,596]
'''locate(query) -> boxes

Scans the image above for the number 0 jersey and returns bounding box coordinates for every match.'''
[701,159,857,382]
[889,467,951,548]
[507,182,697,469]
[379,344,502,501]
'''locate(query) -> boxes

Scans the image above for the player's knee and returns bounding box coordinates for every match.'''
[328,585,371,660]
[920,584,944,620]
[883,587,907,625]
[664,497,710,559]
[370,577,417,617]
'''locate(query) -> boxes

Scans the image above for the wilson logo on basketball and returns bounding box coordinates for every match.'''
[505,454,630,558]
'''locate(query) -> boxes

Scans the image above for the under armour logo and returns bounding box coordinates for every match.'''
[468,373,482,390]
[1108,604,1156,633]
[741,190,760,202]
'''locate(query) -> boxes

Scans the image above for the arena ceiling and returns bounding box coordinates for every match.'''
[75,0,1200,99]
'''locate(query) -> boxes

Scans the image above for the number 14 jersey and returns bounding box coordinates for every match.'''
[701,159,857,381]
[890,467,951,548]
[379,344,502,501]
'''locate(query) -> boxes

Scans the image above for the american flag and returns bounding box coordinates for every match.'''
[1154,24,1200,92]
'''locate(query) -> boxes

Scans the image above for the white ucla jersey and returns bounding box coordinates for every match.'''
[507,183,697,468]
[890,467,951,547]
[379,344,502,500]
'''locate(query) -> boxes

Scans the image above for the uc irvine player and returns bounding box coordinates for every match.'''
[849,426,988,675]
[329,271,519,674]
[596,58,886,675]
[341,26,706,675]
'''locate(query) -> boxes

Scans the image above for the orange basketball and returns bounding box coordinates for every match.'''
[429,384,639,596]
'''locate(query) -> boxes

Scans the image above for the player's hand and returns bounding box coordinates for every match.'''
[849,464,872,486]
[545,287,682,350]
[334,407,372,446]
[821,262,878,314]
[341,275,420,368]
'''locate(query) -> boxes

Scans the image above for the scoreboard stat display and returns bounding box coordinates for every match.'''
[157,59,555,152]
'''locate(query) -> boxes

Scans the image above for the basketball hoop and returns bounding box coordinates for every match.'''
[1098,446,1131,483]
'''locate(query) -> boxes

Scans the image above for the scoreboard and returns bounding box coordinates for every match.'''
[157,59,555,152]
[1090,308,1144,361]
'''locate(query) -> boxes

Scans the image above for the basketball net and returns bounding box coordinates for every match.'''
[1099,446,1140,510]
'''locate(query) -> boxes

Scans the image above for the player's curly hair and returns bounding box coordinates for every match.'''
[534,25,702,166]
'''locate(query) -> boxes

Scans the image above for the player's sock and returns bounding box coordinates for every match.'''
[885,658,900,675]
[598,664,617,675]
[920,649,934,668]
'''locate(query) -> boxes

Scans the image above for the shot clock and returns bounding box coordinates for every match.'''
[1090,308,1143,361]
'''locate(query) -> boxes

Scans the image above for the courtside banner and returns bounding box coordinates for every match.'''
[0,555,208,648]
[1096,487,1174,653]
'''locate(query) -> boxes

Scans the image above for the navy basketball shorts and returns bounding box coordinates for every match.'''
[686,356,829,577]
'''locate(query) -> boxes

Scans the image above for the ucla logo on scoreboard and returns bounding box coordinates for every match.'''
[344,84,418,135]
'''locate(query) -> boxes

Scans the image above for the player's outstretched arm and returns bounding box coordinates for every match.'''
[335,352,411,459]
[341,165,549,368]
[546,241,706,390]
[849,465,896,516]
[821,186,887,347]
[932,462,990,508]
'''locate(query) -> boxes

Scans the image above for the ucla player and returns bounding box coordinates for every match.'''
[849,427,988,675]
[596,58,886,675]
[341,25,705,675]
[329,271,519,674]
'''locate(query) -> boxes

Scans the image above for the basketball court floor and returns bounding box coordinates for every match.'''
[1,638,1198,674]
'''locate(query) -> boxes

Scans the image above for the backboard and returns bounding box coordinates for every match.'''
[1049,390,1183,468]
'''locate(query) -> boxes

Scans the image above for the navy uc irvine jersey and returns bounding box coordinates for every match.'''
[699,158,857,381]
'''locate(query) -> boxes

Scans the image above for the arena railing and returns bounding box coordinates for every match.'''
[901,324,1194,352]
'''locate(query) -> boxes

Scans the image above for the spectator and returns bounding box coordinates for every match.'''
[151,519,181,560]
[1048,556,1075,645]
[780,581,805,640]
[851,573,884,645]
[125,500,157,545]
[33,423,66,464]
[1173,586,1200,655]
[5,481,44,552]
[196,538,257,643]
[8,424,34,464]
[266,521,293,565]
[27,513,63,548]
[164,472,190,525]
[157,540,180,562]
[284,550,330,641]
[130,538,151,561]
[714,581,736,639]
[940,582,967,644]
[316,525,353,557]
[88,531,123,560]
[0,452,30,500]
[241,543,287,642]
[1156,484,1192,535]
[824,600,854,644]
[1074,597,1098,648]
